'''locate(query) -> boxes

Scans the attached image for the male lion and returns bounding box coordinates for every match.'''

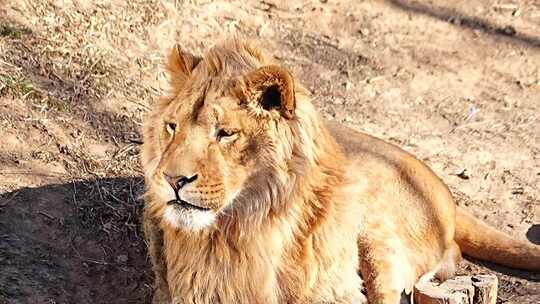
[141,38,540,304]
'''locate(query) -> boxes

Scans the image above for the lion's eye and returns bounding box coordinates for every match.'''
[216,128,238,142]
[166,122,177,136]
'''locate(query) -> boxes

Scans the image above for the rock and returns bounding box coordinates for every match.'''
[116,254,128,264]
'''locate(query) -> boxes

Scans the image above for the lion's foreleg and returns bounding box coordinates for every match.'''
[358,239,414,304]
[143,209,171,303]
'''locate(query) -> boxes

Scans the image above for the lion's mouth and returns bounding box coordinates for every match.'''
[166,199,211,211]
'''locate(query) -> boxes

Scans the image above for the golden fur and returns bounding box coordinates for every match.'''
[141,38,540,304]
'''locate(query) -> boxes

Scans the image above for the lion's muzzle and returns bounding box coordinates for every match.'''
[162,172,224,211]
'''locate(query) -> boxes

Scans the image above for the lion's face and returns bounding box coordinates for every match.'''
[142,41,299,230]
[150,88,267,230]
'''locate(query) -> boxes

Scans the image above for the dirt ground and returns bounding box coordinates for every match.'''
[0,0,539,303]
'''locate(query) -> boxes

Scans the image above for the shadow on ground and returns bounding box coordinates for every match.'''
[386,0,540,48]
[0,177,152,304]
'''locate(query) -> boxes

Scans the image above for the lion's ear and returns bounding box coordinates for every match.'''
[166,44,201,91]
[238,65,296,119]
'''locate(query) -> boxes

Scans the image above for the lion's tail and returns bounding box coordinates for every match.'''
[455,206,540,271]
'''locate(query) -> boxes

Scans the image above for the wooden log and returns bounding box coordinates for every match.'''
[471,275,498,304]
[414,275,498,304]
[440,276,474,303]
[414,280,468,304]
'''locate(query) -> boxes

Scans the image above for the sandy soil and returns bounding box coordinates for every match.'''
[0,0,538,303]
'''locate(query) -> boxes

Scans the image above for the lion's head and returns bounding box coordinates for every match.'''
[142,39,332,231]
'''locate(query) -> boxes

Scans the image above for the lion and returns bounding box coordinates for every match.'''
[141,38,540,304]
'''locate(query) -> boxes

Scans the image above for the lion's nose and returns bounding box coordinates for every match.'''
[163,173,198,191]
